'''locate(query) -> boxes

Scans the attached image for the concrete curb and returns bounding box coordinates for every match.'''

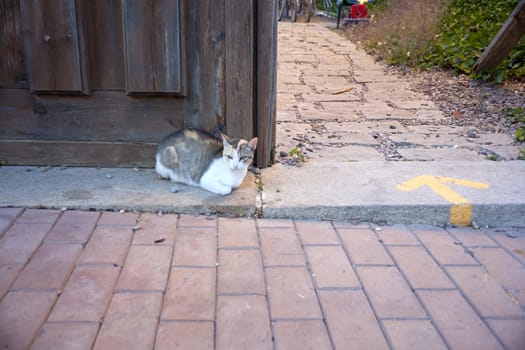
[260,161,525,227]
[261,203,525,228]
[1,161,524,227]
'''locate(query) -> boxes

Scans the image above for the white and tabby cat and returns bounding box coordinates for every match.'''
[155,128,258,195]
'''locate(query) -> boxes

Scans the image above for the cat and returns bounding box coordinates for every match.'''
[155,128,258,195]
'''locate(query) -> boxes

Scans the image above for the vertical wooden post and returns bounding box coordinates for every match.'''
[256,0,277,167]
[473,0,525,73]
[225,0,255,140]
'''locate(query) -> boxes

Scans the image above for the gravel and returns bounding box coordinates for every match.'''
[391,66,525,136]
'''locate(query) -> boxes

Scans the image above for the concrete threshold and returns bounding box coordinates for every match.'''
[0,166,258,218]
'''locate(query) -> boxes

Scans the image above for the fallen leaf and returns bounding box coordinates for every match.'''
[332,87,353,95]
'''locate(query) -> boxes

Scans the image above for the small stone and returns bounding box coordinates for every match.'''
[506,232,519,239]
[280,151,288,158]
[467,130,479,138]
[61,207,68,212]
[389,125,396,129]
[119,209,125,214]
[454,240,462,245]
[471,221,480,229]
[106,174,113,179]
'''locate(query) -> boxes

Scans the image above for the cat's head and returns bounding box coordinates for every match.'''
[220,133,258,170]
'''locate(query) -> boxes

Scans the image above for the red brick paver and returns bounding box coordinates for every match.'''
[162,267,216,321]
[319,289,389,349]
[156,321,214,350]
[93,292,163,350]
[389,245,454,289]
[216,295,272,350]
[1,209,524,349]
[418,290,503,349]
[339,227,393,265]
[44,210,99,244]
[272,320,332,350]
[31,322,99,350]
[382,319,447,350]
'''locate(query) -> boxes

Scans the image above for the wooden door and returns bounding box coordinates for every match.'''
[123,0,183,94]
[0,0,276,168]
[21,0,89,93]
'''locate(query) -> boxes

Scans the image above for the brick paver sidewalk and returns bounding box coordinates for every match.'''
[1,208,524,349]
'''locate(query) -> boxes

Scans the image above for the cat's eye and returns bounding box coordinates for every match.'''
[240,156,249,161]
[226,155,233,160]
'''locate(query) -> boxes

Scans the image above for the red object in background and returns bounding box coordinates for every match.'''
[351,4,368,18]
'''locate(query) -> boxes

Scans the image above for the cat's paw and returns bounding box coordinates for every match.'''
[216,187,232,195]
[206,184,232,195]
[170,184,179,193]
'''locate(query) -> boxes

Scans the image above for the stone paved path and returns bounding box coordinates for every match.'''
[1,208,525,349]
[276,21,520,163]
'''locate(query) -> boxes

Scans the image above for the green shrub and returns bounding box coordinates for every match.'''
[422,0,525,81]
[502,107,525,142]
[349,0,525,82]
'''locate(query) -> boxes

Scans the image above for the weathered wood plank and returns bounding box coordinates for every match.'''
[256,0,278,167]
[183,0,226,131]
[209,0,226,131]
[0,140,156,167]
[473,0,525,73]
[83,0,125,90]
[122,0,183,94]
[0,0,27,89]
[20,0,89,93]
[0,89,183,142]
[225,0,255,140]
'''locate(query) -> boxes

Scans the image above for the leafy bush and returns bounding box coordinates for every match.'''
[347,0,525,82]
[502,107,525,142]
[422,0,525,82]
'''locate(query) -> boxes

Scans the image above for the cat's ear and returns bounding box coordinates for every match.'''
[247,137,258,150]
[220,132,232,146]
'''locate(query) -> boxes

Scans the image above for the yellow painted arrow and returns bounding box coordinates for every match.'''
[397,175,490,226]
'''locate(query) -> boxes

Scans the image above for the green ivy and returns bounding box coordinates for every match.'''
[502,107,525,142]
[422,0,525,81]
